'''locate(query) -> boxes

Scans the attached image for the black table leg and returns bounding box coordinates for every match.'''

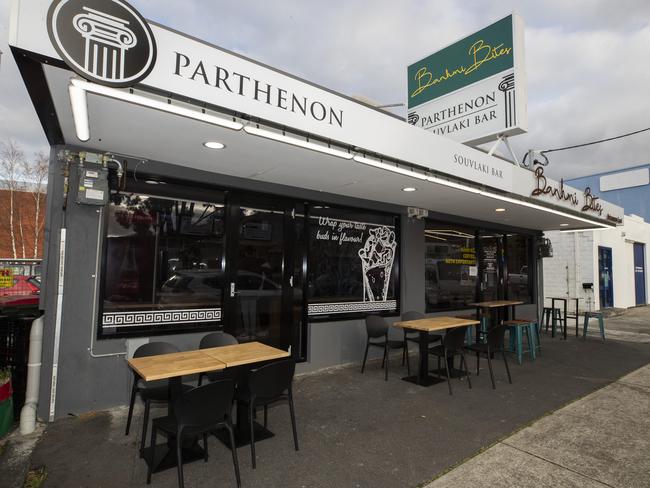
[574,298,580,337]
[432,354,468,379]
[401,331,445,386]
[142,377,205,474]
[551,299,556,338]
[562,299,569,341]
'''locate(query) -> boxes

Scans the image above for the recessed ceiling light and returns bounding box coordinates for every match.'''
[402,187,417,192]
[495,208,506,212]
[145,179,165,185]
[560,223,570,227]
[203,141,225,149]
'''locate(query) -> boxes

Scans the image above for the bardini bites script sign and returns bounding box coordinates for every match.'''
[407,14,527,146]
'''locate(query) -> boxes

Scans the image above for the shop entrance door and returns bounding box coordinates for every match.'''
[634,243,646,306]
[222,194,302,353]
[479,234,504,302]
[598,246,614,308]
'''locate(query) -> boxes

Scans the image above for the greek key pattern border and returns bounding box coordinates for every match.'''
[308,300,397,316]
[102,307,221,329]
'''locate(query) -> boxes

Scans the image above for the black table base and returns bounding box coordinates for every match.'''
[401,374,446,386]
[143,440,205,473]
[429,367,468,379]
[215,421,274,448]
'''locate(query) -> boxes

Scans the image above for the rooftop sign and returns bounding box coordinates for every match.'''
[407,14,527,145]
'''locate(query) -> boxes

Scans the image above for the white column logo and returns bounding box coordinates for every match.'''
[72,7,137,81]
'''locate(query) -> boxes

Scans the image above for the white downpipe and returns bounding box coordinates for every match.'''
[48,228,66,422]
[19,315,44,435]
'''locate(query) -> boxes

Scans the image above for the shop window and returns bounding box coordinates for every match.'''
[425,222,535,311]
[100,193,225,338]
[506,234,533,303]
[425,225,478,312]
[307,206,399,319]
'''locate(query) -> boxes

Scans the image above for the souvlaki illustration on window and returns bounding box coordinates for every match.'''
[308,208,399,317]
[358,226,397,302]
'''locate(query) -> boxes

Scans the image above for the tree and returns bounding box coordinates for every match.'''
[22,151,49,258]
[0,141,48,260]
[0,140,25,259]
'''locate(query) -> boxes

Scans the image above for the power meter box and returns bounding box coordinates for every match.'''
[76,163,109,205]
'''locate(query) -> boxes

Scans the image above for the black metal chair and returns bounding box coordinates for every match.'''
[465,324,512,389]
[146,379,240,488]
[197,332,239,386]
[361,315,408,381]
[428,326,471,395]
[401,310,442,370]
[235,358,299,469]
[126,342,191,457]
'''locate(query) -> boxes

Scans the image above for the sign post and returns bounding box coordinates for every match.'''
[407,14,527,146]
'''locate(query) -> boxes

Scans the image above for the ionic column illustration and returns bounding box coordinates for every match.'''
[498,73,516,127]
[73,7,137,80]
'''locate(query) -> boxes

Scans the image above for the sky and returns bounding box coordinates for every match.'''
[1,0,649,180]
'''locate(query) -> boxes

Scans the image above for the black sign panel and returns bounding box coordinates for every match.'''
[308,207,399,318]
[47,0,157,87]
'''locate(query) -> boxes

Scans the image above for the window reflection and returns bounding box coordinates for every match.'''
[506,234,532,302]
[425,226,478,311]
[425,223,534,311]
[103,194,225,319]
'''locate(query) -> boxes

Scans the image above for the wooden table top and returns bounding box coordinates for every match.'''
[202,341,289,368]
[469,300,524,308]
[393,316,479,332]
[547,297,581,301]
[128,349,226,382]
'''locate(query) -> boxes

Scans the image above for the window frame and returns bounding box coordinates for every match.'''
[424,220,536,313]
[305,202,401,323]
[97,183,227,340]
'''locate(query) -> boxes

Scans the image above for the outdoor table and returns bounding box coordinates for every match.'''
[127,342,289,470]
[127,349,226,473]
[202,342,290,448]
[469,300,524,337]
[393,316,479,386]
[547,297,581,339]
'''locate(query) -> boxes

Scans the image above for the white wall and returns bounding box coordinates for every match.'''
[594,215,650,309]
[543,215,650,311]
[543,231,595,312]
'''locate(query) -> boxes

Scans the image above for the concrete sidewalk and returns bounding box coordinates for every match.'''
[425,364,650,488]
[2,306,649,487]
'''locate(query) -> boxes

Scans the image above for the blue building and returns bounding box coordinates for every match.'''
[567,164,650,221]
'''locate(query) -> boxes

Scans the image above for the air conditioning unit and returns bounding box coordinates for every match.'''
[407,207,428,219]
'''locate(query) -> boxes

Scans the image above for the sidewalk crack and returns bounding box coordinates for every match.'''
[501,441,616,488]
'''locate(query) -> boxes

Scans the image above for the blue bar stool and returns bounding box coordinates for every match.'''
[456,315,487,345]
[505,319,537,364]
[583,312,606,341]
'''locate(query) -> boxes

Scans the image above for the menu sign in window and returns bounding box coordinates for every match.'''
[308,207,399,317]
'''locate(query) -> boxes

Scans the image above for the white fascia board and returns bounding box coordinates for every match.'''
[10,1,620,228]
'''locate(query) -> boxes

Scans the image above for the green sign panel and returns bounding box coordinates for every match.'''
[408,15,514,109]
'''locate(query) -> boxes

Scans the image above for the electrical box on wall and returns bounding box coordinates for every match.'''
[408,207,428,219]
[76,162,109,205]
